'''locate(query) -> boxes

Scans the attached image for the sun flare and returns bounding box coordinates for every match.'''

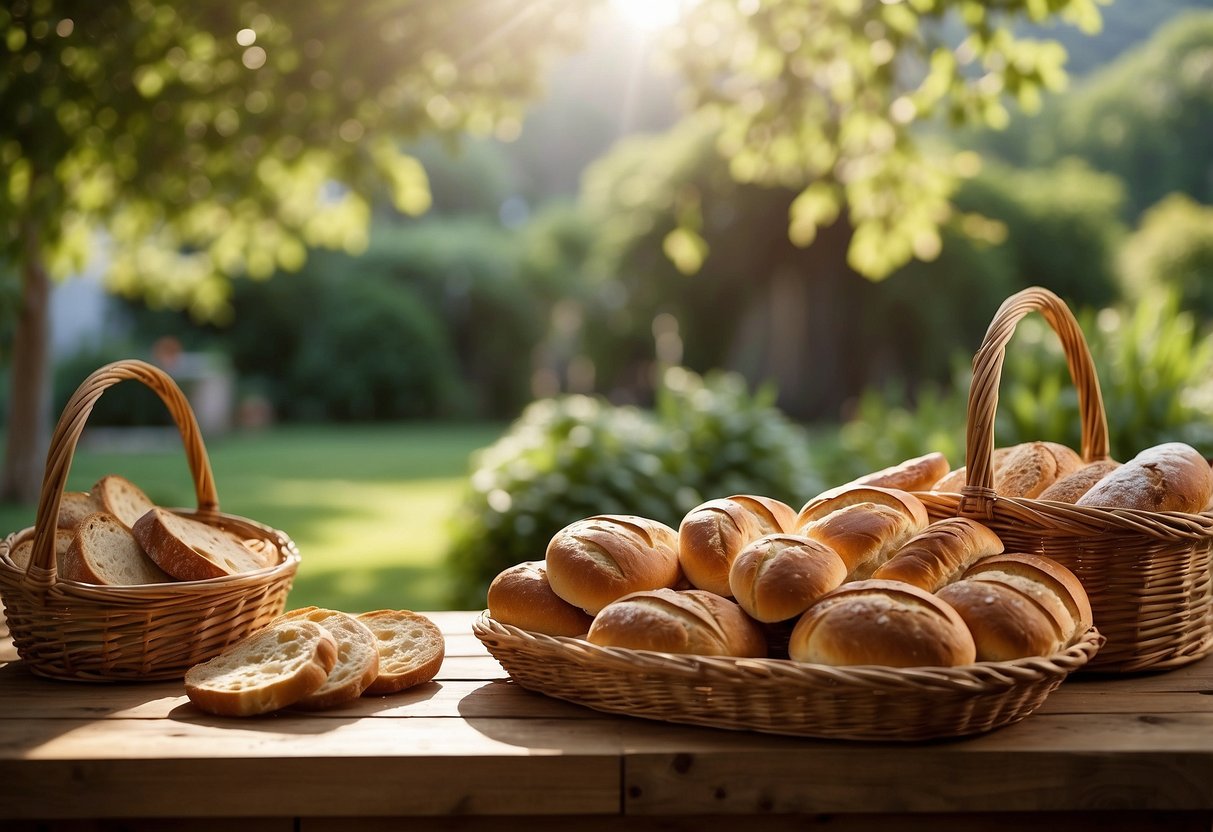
[609,0,687,32]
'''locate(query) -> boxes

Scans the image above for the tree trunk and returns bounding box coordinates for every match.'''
[1,223,53,504]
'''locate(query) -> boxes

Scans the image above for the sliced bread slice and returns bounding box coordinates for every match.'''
[277,607,379,710]
[357,609,445,695]
[133,507,268,581]
[61,512,173,585]
[184,619,339,717]
[58,491,101,530]
[10,528,76,572]
[91,475,156,530]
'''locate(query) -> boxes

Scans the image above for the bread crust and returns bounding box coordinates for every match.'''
[587,588,766,657]
[545,515,681,614]
[278,607,380,709]
[937,579,1064,661]
[488,561,595,636]
[799,498,928,581]
[796,485,928,529]
[678,495,795,597]
[788,579,976,667]
[1037,459,1122,503]
[1075,442,1213,514]
[357,610,446,695]
[845,452,951,493]
[870,517,1004,591]
[133,507,269,581]
[61,512,172,585]
[962,553,1092,640]
[728,533,847,623]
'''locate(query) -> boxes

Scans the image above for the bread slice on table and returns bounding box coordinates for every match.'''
[60,512,173,585]
[57,491,101,530]
[91,475,156,530]
[277,607,380,709]
[184,619,339,717]
[133,507,269,581]
[357,609,446,695]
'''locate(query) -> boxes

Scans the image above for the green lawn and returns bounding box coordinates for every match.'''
[0,423,503,613]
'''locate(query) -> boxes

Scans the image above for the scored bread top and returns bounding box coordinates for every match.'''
[91,475,156,530]
[728,533,847,624]
[277,607,380,709]
[184,619,339,717]
[487,560,595,637]
[870,517,1004,591]
[133,507,270,581]
[586,588,767,658]
[357,609,446,695]
[677,495,795,597]
[848,452,951,493]
[60,512,172,585]
[795,485,928,530]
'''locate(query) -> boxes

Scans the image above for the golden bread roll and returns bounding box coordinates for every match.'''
[961,553,1093,643]
[586,588,766,658]
[1037,458,1122,503]
[788,579,976,667]
[796,488,929,580]
[795,485,928,529]
[931,448,1015,493]
[840,452,951,494]
[545,515,681,614]
[870,517,1004,591]
[677,495,796,597]
[728,533,847,623]
[995,441,1083,498]
[488,560,595,637]
[1075,442,1213,514]
[937,580,1066,661]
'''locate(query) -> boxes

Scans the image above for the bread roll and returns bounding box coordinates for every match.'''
[586,588,766,658]
[678,495,795,597]
[961,553,1093,643]
[795,485,928,529]
[788,579,976,667]
[1075,442,1213,514]
[728,533,847,623]
[357,609,446,695]
[488,560,595,636]
[937,580,1066,661]
[797,488,929,580]
[545,515,681,614]
[931,448,1015,493]
[1037,458,1122,503]
[870,517,1004,591]
[932,443,1081,496]
[839,452,951,494]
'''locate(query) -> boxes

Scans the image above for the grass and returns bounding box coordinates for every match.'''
[0,422,503,613]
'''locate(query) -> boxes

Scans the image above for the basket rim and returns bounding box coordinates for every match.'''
[474,611,1103,694]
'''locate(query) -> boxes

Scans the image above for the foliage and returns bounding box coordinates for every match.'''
[1120,194,1213,320]
[444,367,820,607]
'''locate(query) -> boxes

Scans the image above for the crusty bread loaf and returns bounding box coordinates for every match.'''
[488,560,595,636]
[357,609,446,695]
[937,580,1065,661]
[1037,458,1122,503]
[57,491,101,530]
[961,553,1092,643]
[788,579,976,667]
[91,475,156,530]
[184,619,339,717]
[795,485,928,529]
[870,517,1004,591]
[931,447,1015,493]
[678,495,795,596]
[797,489,929,581]
[133,507,269,581]
[10,529,75,572]
[838,452,951,494]
[1075,442,1213,513]
[728,533,847,623]
[60,512,173,585]
[586,588,766,658]
[277,607,379,709]
[932,443,1081,496]
[545,515,682,614]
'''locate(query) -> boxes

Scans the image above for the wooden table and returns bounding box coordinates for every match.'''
[2,611,1212,832]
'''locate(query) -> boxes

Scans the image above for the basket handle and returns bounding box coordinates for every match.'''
[960,287,1110,517]
[25,359,219,578]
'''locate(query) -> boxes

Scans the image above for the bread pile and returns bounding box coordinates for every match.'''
[184,607,445,717]
[15,475,280,585]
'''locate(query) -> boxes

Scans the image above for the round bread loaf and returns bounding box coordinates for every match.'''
[1037,458,1122,503]
[994,441,1083,498]
[545,515,681,614]
[788,579,976,667]
[728,533,847,623]
[842,452,951,494]
[961,553,1093,642]
[797,489,929,581]
[586,588,766,658]
[1075,442,1213,514]
[488,560,595,636]
[678,495,795,596]
[937,580,1065,661]
[870,517,1004,591]
[795,485,928,529]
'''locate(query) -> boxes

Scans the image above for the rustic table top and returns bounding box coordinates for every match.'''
[2,610,1212,831]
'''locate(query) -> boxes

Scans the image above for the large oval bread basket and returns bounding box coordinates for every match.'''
[916,287,1213,673]
[474,613,1102,741]
[0,360,299,681]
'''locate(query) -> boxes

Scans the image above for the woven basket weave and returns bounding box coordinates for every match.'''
[475,613,1102,741]
[916,287,1213,673]
[0,360,299,681]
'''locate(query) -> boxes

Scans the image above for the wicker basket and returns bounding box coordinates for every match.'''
[475,613,1102,741]
[0,360,299,682]
[916,286,1213,673]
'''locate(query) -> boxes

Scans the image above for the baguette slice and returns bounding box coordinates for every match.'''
[10,529,76,572]
[357,610,445,695]
[184,619,339,717]
[61,512,173,585]
[58,491,101,530]
[91,475,156,530]
[133,507,268,581]
[277,607,379,710]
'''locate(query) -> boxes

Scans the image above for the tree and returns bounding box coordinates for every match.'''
[1120,194,1213,319]
[0,0,581,500]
